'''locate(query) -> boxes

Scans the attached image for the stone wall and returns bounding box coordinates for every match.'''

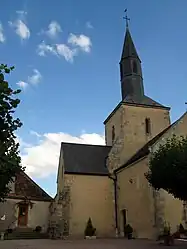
[106,104,171,172]
[0,198,50,232]
[62,174,115,238]
[117,157,158,239]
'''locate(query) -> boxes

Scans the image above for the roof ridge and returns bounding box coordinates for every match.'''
[19,171,53,200]
[61,142,111,148]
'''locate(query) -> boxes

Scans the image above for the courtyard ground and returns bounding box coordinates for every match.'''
[1,238,187,249]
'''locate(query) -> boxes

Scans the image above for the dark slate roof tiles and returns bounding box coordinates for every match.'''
[61,142,111,175]
[121,28,140,61]
[123,95,169,109]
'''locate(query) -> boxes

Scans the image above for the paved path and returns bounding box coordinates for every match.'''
[1,239,187,249]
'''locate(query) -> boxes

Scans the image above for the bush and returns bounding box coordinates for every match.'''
[163,225,170,236]
[124,224,133,239]
[84,218,96,237]
[179,223,185,234]
[34,226,42,232]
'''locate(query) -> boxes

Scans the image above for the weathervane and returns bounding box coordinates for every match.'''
[123,9,130,28]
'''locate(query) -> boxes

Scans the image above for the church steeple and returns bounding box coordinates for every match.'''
[120,22,144,101]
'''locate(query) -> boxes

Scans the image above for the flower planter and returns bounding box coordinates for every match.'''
[0,232,5,241]
[85,236,97,239]
[127,233,133,240]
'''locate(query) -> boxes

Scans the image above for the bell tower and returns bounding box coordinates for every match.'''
[104,11,171,164]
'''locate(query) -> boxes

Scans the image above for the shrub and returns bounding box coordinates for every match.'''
[124,224,133,239]
[34,225,42,232]
[163,225,170,236]
[84,218,96,237]
[179,223,185,234]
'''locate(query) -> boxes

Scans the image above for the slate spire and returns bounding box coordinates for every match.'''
[120,24,144,101]
[121,27,140,62]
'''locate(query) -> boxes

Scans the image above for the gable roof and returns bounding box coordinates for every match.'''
[8,171,53,202]
[61,142,111,175]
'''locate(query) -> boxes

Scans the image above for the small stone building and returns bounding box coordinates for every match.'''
[0,171,52,233]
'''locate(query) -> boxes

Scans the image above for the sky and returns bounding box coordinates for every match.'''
[0,0,187,197]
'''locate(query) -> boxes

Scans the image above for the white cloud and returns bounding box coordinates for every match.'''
[37,41,77,62]
[37,33,92,62]
[0,23,5,43]
[9,19,30,40]
[68,33,92,52]
[37,41,57,56]
[28,69,42,85]
[20,131,105,178]
[45,21,62,38]
[16,81,28,89]
[56,44,77,62]
[86,21,93,29]
[17,69,42,89]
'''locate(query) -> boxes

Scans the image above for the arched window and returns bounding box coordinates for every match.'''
[132,60,138,74]
[145,118,151,135]
[112,126,115,144]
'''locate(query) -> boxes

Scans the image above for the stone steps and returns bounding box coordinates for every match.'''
[4,229,49,240]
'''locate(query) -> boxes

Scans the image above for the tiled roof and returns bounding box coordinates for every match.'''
[123,95,168,109]
[61,142,111,175]
[8,171,52,201]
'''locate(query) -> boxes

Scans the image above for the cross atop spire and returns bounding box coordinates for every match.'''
[123,9,130,28]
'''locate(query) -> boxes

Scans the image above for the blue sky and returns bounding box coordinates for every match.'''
[0,0,187,196]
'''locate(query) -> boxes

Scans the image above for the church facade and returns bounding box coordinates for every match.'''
[1,23,186,240]
[54,24,187,239]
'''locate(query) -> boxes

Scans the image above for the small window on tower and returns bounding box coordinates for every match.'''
[112,126,115,144]
[132,60,138,74]
[120,63,123,78]
[145,118,151,135]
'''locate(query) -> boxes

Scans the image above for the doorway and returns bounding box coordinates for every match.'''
[18,204,28,227]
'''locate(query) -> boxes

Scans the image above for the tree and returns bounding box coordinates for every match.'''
[0,64,24,202]
[145,135,187,201]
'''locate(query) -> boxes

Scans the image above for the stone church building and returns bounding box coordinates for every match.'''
[54,25,187,239]
[1,24,187,240]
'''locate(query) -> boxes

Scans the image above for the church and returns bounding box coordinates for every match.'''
[54,22,187,239]
[1,22,187,240]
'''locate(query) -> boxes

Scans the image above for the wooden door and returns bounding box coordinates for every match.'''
[18,204,28,227]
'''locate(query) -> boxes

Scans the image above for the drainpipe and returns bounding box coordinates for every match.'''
[108,172,118,237]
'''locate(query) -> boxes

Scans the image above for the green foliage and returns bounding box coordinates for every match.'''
[124,224,133,237]
[145,135,187,201]
[0,64,24,202]
[179,223,185,234]
[84,217,96,237]
[163,224,171,236]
